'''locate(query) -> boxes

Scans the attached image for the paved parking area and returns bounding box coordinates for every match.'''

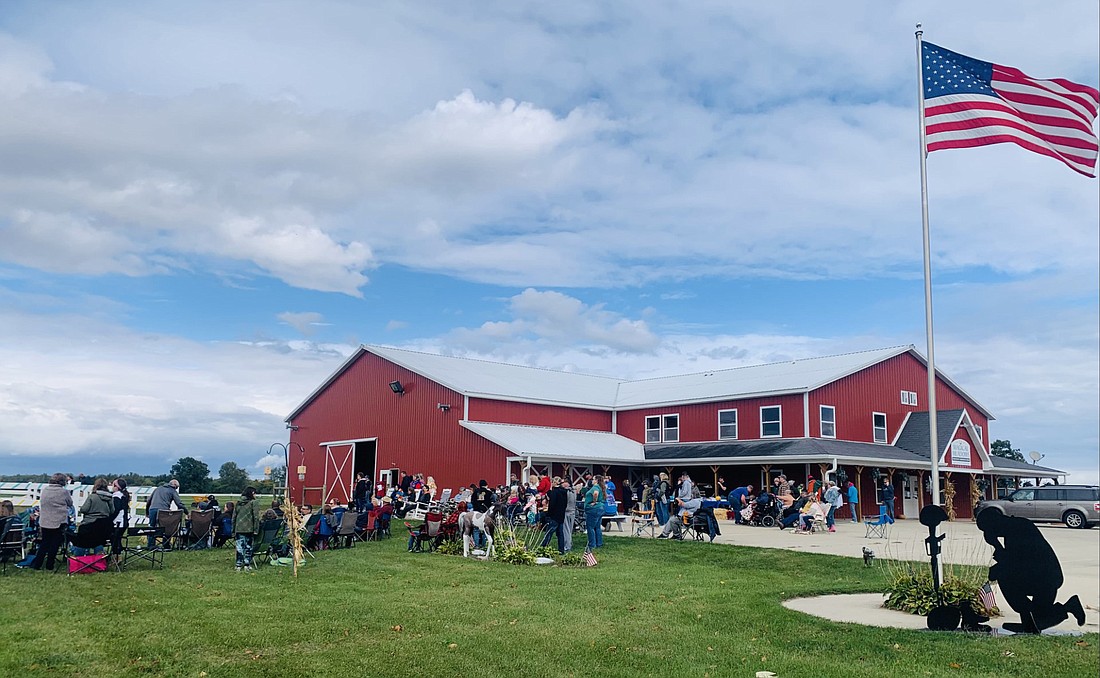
[631,515,1099,631]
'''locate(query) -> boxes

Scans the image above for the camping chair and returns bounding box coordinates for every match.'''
[630,506,657,538]
[407,511,443,552]
[184,510,215,550]
[0,518,24,575]
[253,518,287,566]
[333,511,359,548]
[153,509,184,550]
[356,513,379,543]
[299,514,322,558]
[120,526,164,570]
[864,504,894,539]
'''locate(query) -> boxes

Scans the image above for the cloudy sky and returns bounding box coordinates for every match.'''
[1,1,1097,483]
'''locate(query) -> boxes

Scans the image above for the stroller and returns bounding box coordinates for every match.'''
[747,493,781,527]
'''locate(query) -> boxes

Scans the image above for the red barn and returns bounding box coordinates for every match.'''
[285,344,1062,520]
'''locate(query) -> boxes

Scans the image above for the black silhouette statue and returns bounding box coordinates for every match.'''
[920,505,993,632]
[976,509,1086,634]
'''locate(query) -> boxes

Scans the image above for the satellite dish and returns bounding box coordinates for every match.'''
[1028,450,1042,462]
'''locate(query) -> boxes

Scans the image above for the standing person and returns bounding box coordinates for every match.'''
[604,477,618,516]
[847,481,859,523]
[146,479,186,547]
[676,472,694,503]
[728,484,753,524]
[24,473,74,571]
[354,473,369,513]
[562,479,576,553]
[654,473,671,527]
[806,475,817,500]
[882,480,895,520]
[584,475,606,549]
[823,481,842,532]
[109,479,131,563]
[715,476,728,499]
[621,478,635,514]
[232,487,260,572]
[541,477,568,554]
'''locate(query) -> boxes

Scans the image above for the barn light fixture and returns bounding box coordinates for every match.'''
[437,403,451,412]
[286,423,299,431]
[389,380,405,395]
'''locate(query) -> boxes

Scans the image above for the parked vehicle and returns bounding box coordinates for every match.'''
[976,485,1100,529]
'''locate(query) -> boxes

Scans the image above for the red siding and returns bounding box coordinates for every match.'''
[810,353,989,445]
[287,352,511,502]
[468,398,612,431]
[616,394,805,443]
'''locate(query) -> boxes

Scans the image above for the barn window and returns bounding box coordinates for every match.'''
[820,405,836,438]
[872,412,887,443]
[761,406,782,438]
[900,390,909,405]
[718,409,738,439]
[662,414,679,442]
[908,391,918,406]
[646,414,679,442]
[645,416,661,443]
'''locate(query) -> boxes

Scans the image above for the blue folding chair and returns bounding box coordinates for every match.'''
[864,504,894,539]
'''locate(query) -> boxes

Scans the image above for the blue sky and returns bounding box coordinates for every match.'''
[0,1,1096,483]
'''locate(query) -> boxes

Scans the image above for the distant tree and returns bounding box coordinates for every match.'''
[990,439,1025,462]
[214,462,250,494]
[170,457,212,493]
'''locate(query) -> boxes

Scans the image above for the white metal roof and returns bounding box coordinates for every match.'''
[288,343,992,420]
[613,346,912,408]
[367,344,622,408]
[460,421,644,463]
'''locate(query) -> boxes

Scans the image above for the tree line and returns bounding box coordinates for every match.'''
[0,456,287,495]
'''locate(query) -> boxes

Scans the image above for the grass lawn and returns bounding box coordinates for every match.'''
[1,533,1096,678]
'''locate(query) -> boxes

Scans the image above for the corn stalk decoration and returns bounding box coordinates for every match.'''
[281,499,304,578]
[943,474,956,521]
[968,476,982,522]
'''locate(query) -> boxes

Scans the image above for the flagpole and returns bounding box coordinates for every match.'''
[915,24,941,507]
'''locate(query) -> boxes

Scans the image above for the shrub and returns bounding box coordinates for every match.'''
[532,545,556,559]
[496,544,536,565]
[882,565,997,616]
[557,552,584,567]
[435,539,462,556]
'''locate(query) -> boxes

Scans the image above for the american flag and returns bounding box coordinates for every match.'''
[583,548,598,567]
[922,41,1100,177]
[978,581,998,613]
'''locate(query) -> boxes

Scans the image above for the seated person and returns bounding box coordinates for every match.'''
[779,490,812,529]
[269,500,285,518]
[797,502,827,532]
[657,498,702,539]
[70,478,115,556]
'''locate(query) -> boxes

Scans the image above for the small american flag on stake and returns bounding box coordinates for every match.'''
[584,548,598,567]
[978,581,998,613]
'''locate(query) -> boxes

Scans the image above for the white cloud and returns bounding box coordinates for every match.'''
[278,311,326,335]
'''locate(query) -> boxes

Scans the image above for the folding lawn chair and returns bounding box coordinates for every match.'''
[0,518,24,575]
[630,507,657,538]
[184,510,215,550]
[120,526,164,570]
[864,504,893,539]
[253,518,287,566]
[333,511,359,548]
[153,509,184,551]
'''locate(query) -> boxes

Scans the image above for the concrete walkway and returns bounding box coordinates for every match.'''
[622,515,1099,633]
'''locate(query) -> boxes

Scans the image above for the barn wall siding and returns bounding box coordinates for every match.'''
[287,352,511,501]
[616,393,805,443]
[468,399,612,431]
[811,353,990,444]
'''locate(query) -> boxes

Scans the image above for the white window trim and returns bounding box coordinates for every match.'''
[872,411,887,444]
[662,413,680,443]
[900,390,910,405]
[718,408,738,440]
[909,391,918,407]
[760,405,782,439]
[820,405,836,439]
[974,424,983,441]
[645,415,661,443]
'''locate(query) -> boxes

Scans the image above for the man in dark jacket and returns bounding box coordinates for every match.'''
[470,480,495,547]
[540,478,569,554]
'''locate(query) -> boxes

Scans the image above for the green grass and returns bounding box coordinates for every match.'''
[1,535,1096,678]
